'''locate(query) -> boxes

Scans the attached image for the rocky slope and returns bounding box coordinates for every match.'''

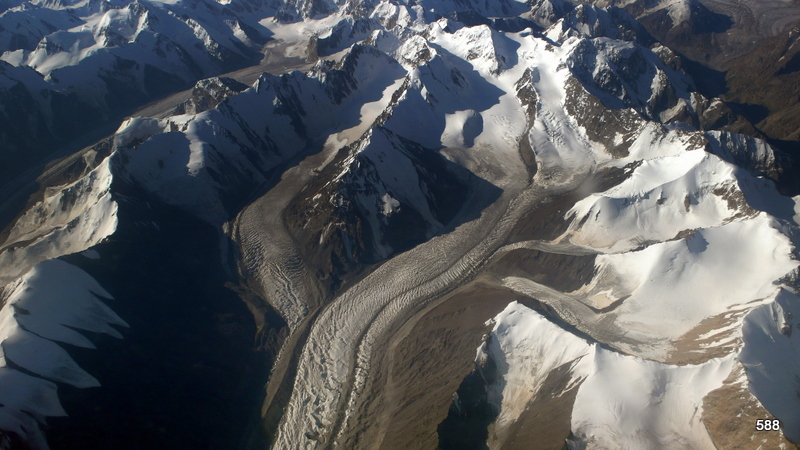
[585,0,800,185]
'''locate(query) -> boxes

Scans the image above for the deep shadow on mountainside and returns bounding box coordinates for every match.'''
[44,176,282,450]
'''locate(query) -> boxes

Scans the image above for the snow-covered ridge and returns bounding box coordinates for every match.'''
[481,302,735,449]
[0,259,127,449]
[1,0,266,77]
[740,288,800,442]
[111,42,406,224]
[289,124,472,267]
[563,149,765,252]
[0,151,121,448]
[0,156,117,285]
[574,214,795,350]
[0,0,271,177]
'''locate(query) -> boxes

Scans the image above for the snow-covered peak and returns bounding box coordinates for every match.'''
[312,15,382,56]
[448,24,518,73]
[664,0,692,26]
[92,1,153,45]
[395,33,436,67]
[0,155,117,285]
[740,288,800,442]
[564,36,692,112]
[528,0,574,28]
[479,301,736,449]
[369,0,418,29]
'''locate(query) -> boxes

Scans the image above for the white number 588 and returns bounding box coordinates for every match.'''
[756,419,780,431]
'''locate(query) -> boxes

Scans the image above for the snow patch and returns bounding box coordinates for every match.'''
[381,192,400,216]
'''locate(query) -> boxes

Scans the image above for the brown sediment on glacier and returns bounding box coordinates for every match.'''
[362,281,521,450]
[230,143,345,443]
[299,169,632,448]
[328,243,605,449]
